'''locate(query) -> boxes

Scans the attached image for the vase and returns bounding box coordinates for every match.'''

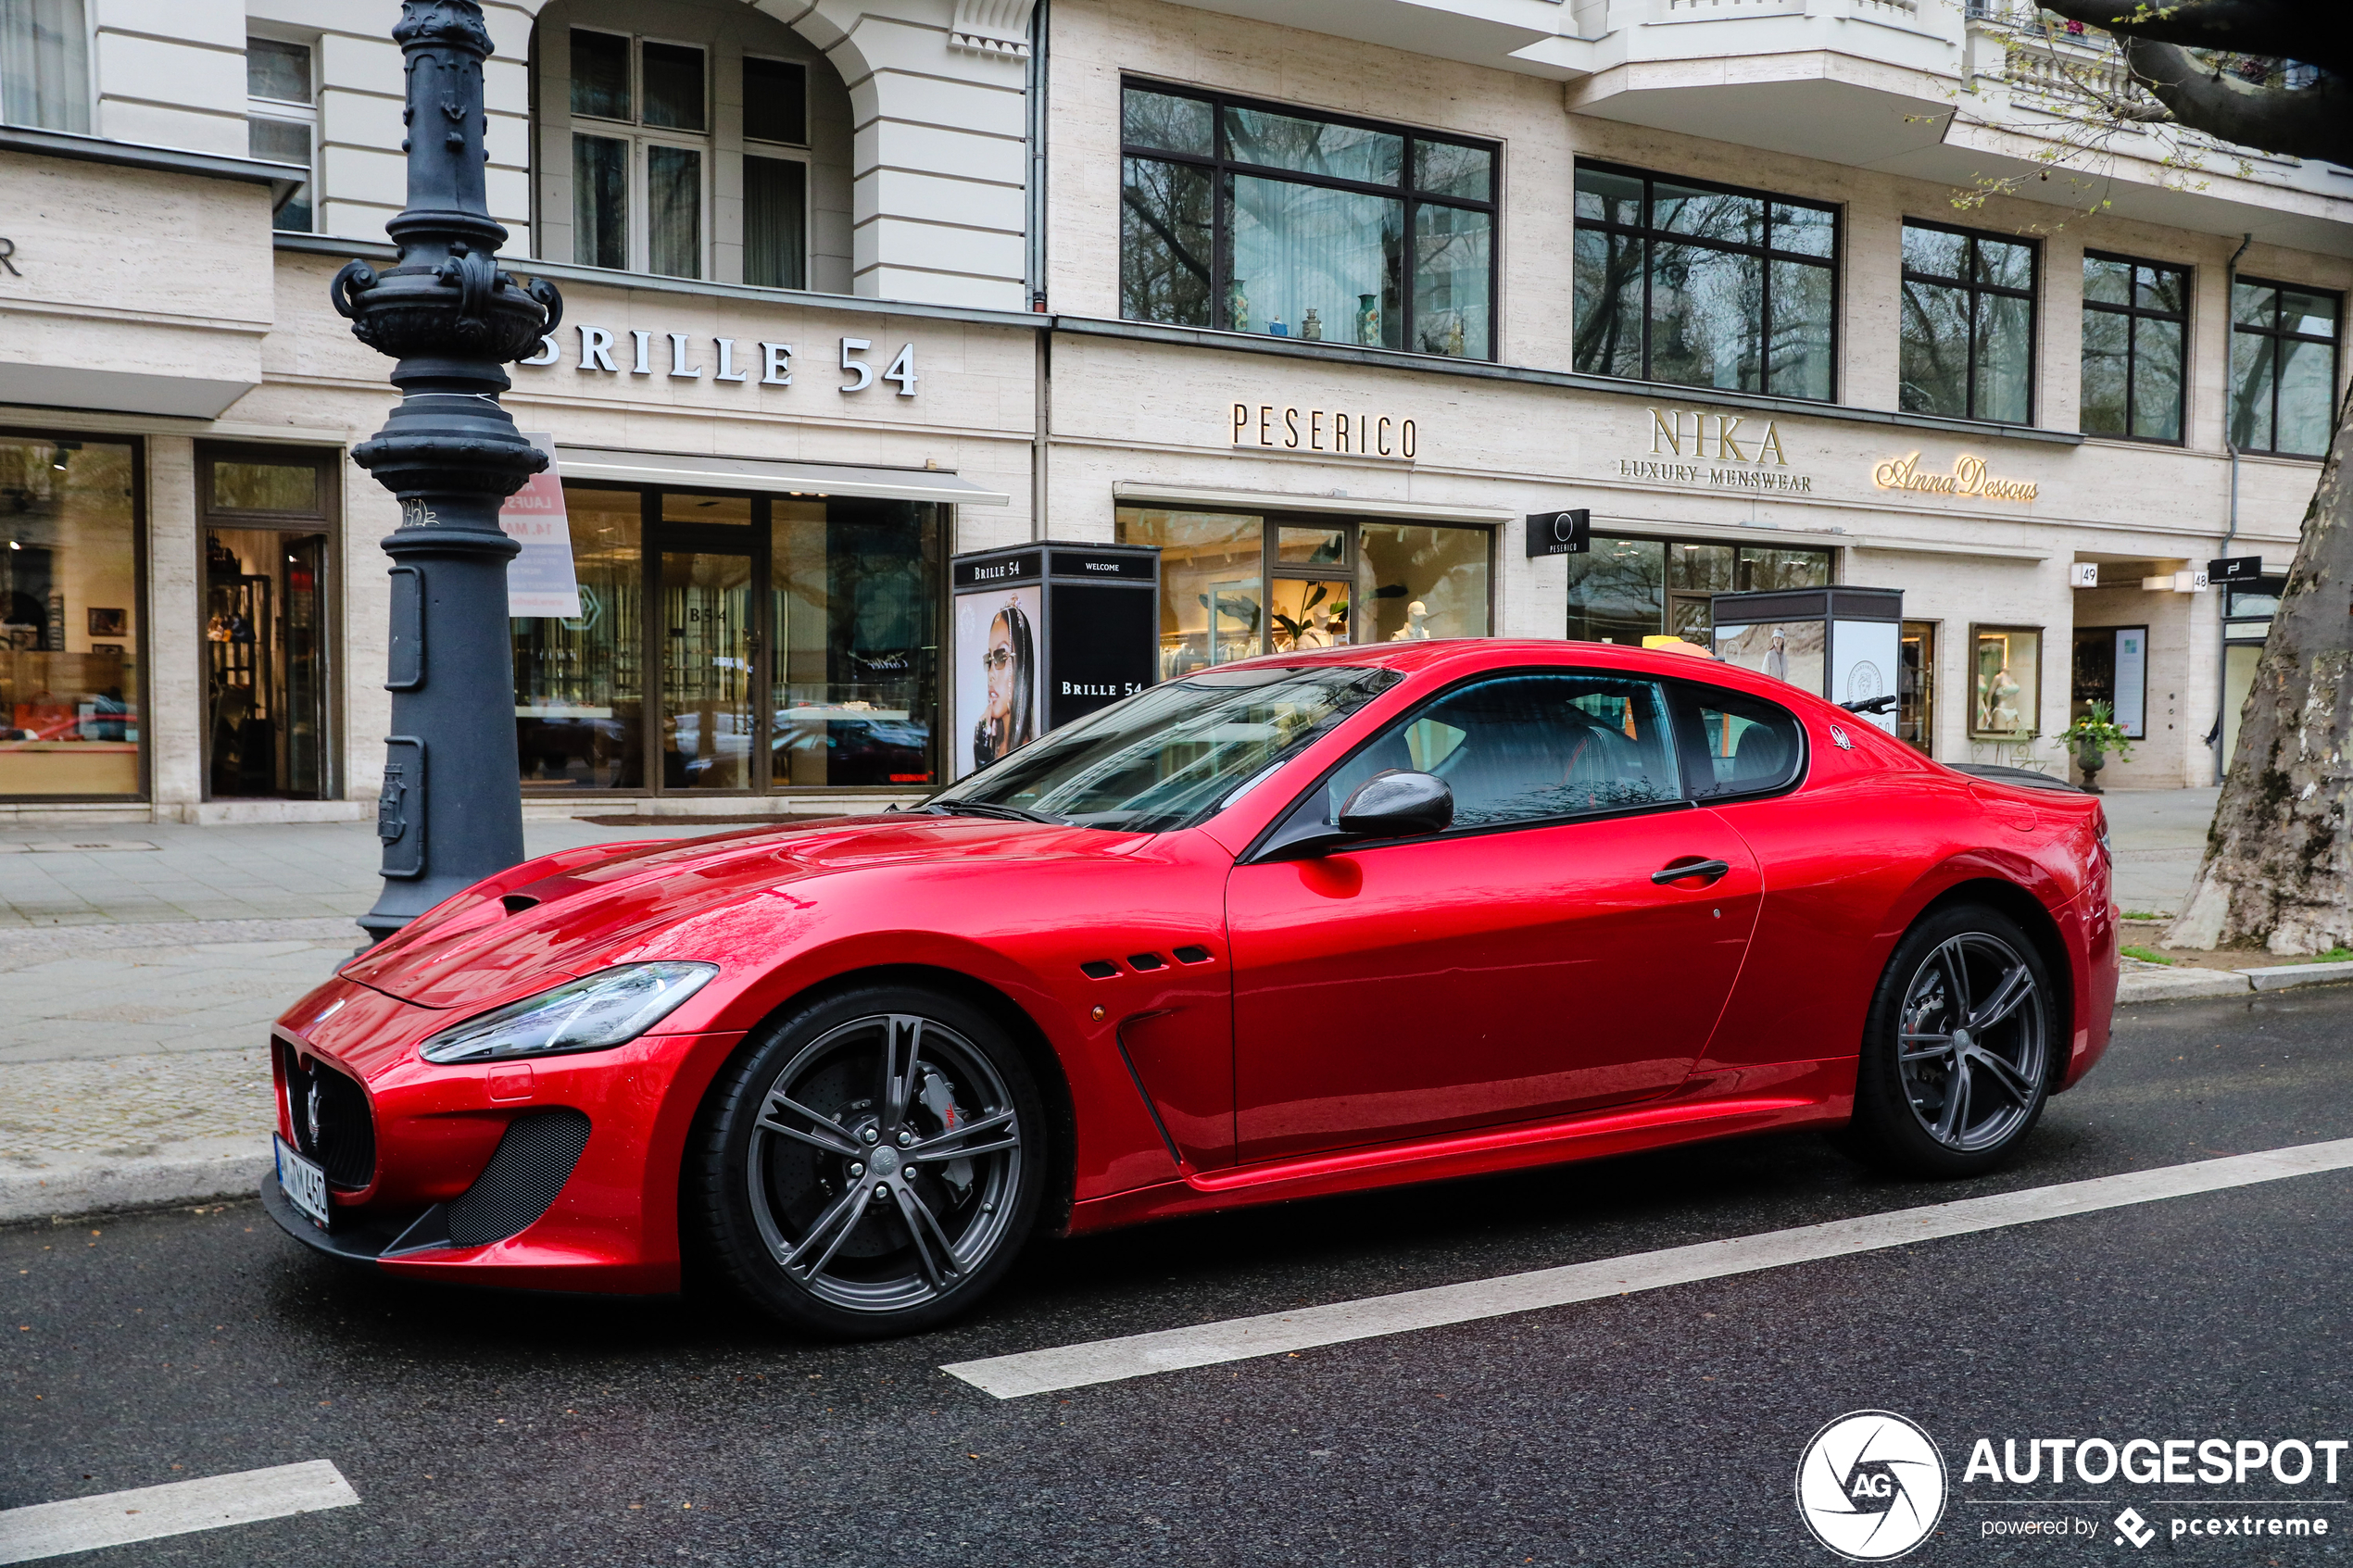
[2076,742,2106,794]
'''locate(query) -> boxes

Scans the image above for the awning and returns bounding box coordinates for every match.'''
[551,446,1011,506]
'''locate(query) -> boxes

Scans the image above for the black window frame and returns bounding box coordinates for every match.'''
[1117,78,1502,361]
[2080,249,2189,445]
[1668,678,1809,804]
[1899,218,2040,425]
[1570,159,1843,403]
[2230,275,2343,459]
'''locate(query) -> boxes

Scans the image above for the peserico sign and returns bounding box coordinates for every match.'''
[1231,402,1416,460]
[1526,508,1591,558]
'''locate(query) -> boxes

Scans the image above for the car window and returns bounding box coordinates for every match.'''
[1317,672,1684,832]
[1685,684,1806,798]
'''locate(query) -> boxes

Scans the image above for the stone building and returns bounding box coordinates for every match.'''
[0,0,2344,823]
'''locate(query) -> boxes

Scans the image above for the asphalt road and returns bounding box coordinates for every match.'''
[9,985,2353,1567]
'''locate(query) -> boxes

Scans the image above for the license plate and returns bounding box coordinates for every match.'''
[275,1135,331,1229]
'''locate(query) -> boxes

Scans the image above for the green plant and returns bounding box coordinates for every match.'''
[2120,910,2164,922]
[2314,947,2353,965]
[2120,945,2173,965]
[2061,699,2134,760]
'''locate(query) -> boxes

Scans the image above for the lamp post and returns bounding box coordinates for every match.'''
[331,0,560,944]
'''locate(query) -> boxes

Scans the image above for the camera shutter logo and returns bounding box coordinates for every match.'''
[1795,1411,1946,1561]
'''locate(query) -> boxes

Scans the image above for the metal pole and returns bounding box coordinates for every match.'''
[331,0,561,944]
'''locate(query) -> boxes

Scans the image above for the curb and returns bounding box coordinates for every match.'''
[2117,960,2353,1004]
[0,1138,269,1225]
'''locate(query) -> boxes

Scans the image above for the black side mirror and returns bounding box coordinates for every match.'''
[1337,770,1453,839]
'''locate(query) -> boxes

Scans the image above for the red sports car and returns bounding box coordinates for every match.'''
[262,640,2118,1336]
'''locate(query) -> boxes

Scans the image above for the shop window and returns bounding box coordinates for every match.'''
[1116,508,1492,677]
[1,434,140,799]
[199,448,337,800]
[1120,82,1498,359]
[514,486,644,792]
[1970,625,2041,739]
[1572,163,1838,401]
[0,0,89,133]
[2081,253,2186,443]
[1566,536,1831,645]
[1898,620,1935,758]
[2230,279,2341,458]
[1901,221,2036,424]
[246,37,317,233]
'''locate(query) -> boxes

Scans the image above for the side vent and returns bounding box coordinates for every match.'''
[1079,960,1119,980]
[447,1109,592,1247]
[1126,953,1168,972]
[500,894,540,915]
[1172,946,1213,965]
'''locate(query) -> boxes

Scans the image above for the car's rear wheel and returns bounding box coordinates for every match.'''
[694,984,1045,1337]
[1845,904,2055,1178]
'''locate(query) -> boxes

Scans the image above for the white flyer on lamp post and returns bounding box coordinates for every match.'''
[499,433,581,617]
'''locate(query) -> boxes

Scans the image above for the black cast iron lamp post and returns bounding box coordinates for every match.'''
[331,0,560,944]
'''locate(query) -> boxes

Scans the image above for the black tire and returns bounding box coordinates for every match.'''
[1844,903,2056,1179]
[692,983,1047,1338]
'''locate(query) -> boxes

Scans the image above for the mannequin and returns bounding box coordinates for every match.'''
[1763,629,1788,682]
[1390,600,1432,641]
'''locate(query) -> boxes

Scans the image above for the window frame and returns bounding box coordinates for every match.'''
[1899,218,2041,426]
[562,27,712,280]
[1967,621,2044,742]
[1571,159,1843,402]
[740,52,809,148]
[245,34,319,234]
[2230,274,2343,459]
[1117,78,1502,361]
[2080,249,2189,445]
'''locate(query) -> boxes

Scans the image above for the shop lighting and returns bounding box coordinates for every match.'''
[51,442,79,470]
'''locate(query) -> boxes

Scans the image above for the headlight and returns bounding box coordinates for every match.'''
[418,962,719,1064]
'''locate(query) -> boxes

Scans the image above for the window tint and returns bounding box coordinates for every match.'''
[1321,673,1684,832]
[1685,686,1805,798]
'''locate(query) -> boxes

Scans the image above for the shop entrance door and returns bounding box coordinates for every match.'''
[658,535,762,791]
[202,528,330,797]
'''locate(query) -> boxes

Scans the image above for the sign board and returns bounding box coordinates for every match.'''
[499,434,582,617]
[1526,509,1591,558]
[2069,562,2099,589]
[950,541,1161,779]
[2113,626,2147,739]
[1710,585,1906,734]
[2208,555,2265,584]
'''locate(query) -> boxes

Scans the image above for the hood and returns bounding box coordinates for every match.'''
[340,812,1147,1009]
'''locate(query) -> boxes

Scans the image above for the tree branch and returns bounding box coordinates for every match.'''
[2032,1,2353,78]
[2119,38,2353,165]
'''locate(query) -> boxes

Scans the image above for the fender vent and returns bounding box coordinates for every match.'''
[1172,946,1213,965]
[1126,952,1167,972]
[446,1109,592,1248]
[1079,960,1119,980]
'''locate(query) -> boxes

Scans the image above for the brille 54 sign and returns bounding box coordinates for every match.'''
[522,326,919,396]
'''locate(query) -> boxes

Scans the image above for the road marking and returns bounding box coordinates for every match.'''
[0,1461,359,1564]
[943,1136,2353,1399]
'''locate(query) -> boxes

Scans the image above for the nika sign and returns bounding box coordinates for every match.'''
[1872,450,2040,503]
[1232,403,1417,460]
[520,326,918,396]
[1622,408,1814,494]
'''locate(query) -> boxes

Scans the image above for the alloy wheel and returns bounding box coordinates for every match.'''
[1894,932,2049,1152]
[743,1012,1024,1313]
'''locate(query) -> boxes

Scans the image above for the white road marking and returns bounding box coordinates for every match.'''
[943,1136,2353,1399]
[0,1461,359,1564]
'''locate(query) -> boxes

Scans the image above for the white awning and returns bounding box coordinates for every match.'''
[552,446,1011,506]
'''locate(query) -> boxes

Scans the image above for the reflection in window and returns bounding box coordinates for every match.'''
[1901,221,2035,423]
[1971,626,2041,738]
[2231,279,2340,457]
[2082,253,2186,442]
[1573,164,1837,400]
[1120,82,1497,358]
[771,500,941,788]
[1355,524,1490,643]
[1569,537,1831,646]
[1116,508,1265,678]
[1565,537,1664,645]
[0,437,140,798]
[246,38,316,232]
[0,0,90,132]
[515,486,644,791]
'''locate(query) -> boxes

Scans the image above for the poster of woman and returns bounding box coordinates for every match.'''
[955,588,1039,777]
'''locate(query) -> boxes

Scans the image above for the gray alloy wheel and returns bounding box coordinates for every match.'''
[1894,931,2050,1153]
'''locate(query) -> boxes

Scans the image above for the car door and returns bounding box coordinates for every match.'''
[1225,668,1763,1166]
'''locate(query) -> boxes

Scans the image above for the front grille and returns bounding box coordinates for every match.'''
[282,1042,376,1190]
[447,1109,592,1247]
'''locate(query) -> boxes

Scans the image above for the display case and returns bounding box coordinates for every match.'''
[1709,586,1904,731]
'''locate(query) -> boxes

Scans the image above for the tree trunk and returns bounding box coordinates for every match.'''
[2166,391,2353,955]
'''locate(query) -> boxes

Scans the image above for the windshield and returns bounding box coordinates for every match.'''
[927,665,1400,833]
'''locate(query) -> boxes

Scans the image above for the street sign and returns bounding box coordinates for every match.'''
[1527,508,1590,557]
[2208,555,2265,583]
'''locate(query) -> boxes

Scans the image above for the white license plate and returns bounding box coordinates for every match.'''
[275,1135,331,1229]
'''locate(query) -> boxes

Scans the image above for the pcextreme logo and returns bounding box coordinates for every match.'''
[1796,1411,1949,1561]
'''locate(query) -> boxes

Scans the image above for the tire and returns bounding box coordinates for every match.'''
[692,983,1047,1338]
[1844,903,2057,1179]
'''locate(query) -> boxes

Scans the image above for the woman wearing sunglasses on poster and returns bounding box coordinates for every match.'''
[971,601,1036,767]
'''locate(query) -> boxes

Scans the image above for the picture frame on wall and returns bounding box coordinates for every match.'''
[86,608,128,637]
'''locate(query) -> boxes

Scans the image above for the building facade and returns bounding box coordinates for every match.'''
[1,0,2344,825]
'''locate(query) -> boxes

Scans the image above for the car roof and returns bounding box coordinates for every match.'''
[1201,637,1816,708]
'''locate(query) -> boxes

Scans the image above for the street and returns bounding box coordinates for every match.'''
[8,984,2351,1566]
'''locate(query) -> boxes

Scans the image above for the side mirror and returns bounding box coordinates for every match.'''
[1336,770,1453,839]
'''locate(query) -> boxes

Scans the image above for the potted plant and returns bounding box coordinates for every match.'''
[2060,700,2133,793]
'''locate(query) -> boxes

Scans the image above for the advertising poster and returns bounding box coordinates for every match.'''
[498,433,582,618]
[2114,625,2148,738]
[953,583,1041,779]
[1831,616,1903,732]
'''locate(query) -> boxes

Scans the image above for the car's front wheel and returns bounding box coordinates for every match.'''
[1845,904,2056,1178]
[693,984,1046,1337]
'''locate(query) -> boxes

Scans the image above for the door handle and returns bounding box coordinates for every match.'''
[1652,858,1731,886]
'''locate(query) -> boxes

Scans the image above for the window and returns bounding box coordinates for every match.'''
[1969,625,2041,739]
[742,55,809,290]
[1565,535,1832,646]
[2081,254,2185,442]
[1573,165,1837,400]
[199,447,337,799]
[1119,82,1498,359]
[1320,672,1685,833]
[1116,508,1491,678]
[246,37,316,233]
[568,28,708,279]
[1901,221,2036,424]
[1683,685,1805,799]
[0,0,88,133]
[1898,621,1935,758]
[2230,279,2341,458]
[2,433,142,800]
